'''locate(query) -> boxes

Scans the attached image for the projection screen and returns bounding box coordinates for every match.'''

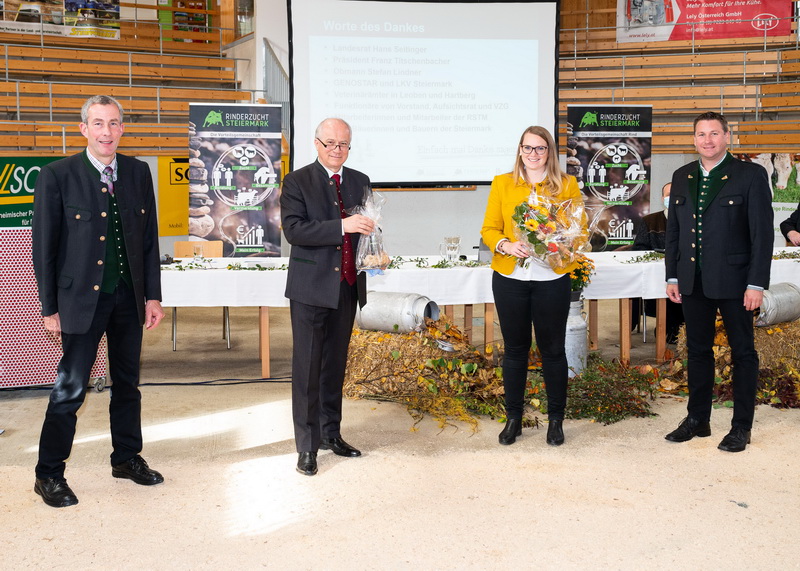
[288,0,559,186]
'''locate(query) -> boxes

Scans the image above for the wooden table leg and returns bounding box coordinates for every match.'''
[444,305,454,321]
[619,298,631,364]
[588,299,598,351]
[259,306,270,378]
[483,303,494,353]
[463,304,473,343]
[655,298,667,362]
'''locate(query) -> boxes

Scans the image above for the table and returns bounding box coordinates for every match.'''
[161,250,800,375]
[583,250,671,363]
[161,257,495,377]
[582,249,800,363]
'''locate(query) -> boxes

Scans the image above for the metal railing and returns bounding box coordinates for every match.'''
[263,38,290,142]
[0,79,258,124]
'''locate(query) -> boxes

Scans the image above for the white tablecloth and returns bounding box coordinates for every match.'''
[160,251,800,307]
[160,257,494,307]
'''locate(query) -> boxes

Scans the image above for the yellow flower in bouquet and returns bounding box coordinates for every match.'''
[524,219,539,232]
[511,192,589,271]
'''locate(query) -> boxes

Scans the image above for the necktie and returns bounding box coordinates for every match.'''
[332,174,356,286]
[103,165,115,196]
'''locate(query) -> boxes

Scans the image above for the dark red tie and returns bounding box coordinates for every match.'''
[332,174,356,285]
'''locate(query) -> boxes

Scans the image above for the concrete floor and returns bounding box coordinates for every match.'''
[1,301,798,569]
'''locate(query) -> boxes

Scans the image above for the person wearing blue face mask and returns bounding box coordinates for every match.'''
[633,182,671,251]
[632,182,684,343]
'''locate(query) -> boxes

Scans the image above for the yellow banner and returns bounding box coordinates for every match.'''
[158,157,189,237]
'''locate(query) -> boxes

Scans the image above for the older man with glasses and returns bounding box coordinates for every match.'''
[280,117,375,476]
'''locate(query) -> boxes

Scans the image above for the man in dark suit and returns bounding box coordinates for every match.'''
[281,118,375,476]
[664,111,773,452]
[32,95,165,507]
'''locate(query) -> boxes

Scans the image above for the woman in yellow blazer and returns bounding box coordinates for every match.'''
[481,125,586,447]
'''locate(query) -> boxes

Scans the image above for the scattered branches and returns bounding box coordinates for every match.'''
[345,319,661,429]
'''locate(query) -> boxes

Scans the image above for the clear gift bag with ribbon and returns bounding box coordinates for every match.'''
[348,189,390,271]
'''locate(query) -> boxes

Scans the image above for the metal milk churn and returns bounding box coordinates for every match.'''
[565,296,588,377]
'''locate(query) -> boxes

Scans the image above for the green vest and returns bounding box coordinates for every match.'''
[691,152,733,267]
[82,152,133,293]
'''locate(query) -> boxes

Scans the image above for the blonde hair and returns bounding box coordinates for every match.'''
[512,126,568,196]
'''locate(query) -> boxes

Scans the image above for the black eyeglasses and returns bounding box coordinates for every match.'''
[520,145,548,155]
[316,137,351,151]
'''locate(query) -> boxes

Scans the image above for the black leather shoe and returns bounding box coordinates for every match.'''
[34,477,78,508]
[498,419,522,445]
[718,427,751,452]
[665,416,711,442]
[296,451,318,476]
[546,419,565,446]
[320,437,361,457]
[112,455,164,485]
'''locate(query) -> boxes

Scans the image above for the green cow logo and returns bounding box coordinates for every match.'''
[579,111,598,128]
[203,110,224,128]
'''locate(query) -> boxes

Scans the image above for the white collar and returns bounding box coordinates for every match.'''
[319,161,343,181]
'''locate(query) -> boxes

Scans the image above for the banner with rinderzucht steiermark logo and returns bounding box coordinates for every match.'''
[566,105,653,251]
[188,104,282,257]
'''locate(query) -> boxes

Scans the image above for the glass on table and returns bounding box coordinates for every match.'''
[439,236,461,261]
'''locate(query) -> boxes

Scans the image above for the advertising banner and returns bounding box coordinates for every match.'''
[566,105,653,251]
[1,228,107,388]
[617,0,792,43]
[734,152,800,247]
[0,1,121,40]
[157,156,190,237]
[0,157,59,228]
[187,103,282,257]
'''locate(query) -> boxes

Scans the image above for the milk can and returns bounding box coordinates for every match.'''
[356,291,440,333]
[755,282,800,326]
[565,297,588,377]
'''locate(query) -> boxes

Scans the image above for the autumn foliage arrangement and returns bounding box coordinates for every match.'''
[344,317,661,428]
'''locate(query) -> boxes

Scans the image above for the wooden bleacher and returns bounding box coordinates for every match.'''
[0,2,250,156]
[0,82,248,123]
[0,45,238,87]
[558,0,800,154]
[560,51,781,87]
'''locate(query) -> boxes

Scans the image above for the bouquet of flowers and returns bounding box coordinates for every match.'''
[511,191,589,272]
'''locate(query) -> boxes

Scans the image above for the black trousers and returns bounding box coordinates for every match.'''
[681,278,758,430]
[289,280,358,453]
[36,281,144,479]
[492,272,571,420]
